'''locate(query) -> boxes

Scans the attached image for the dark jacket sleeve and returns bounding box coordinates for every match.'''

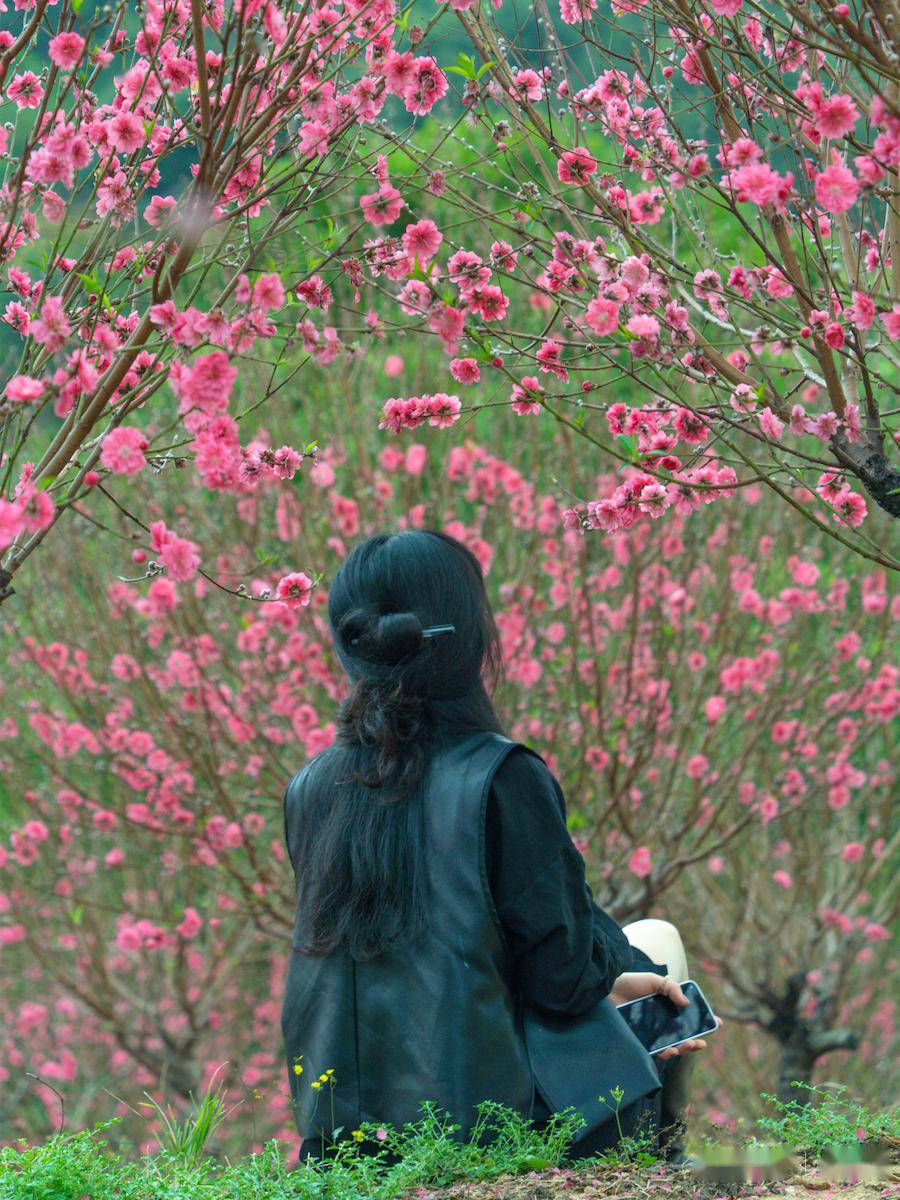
[485,748,636,1017]
[630,944,664,973]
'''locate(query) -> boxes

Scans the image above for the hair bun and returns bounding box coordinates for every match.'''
[338,608,424,665]
[373,612,424,664]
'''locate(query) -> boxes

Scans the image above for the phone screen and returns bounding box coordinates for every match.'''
[616,980,718,1056]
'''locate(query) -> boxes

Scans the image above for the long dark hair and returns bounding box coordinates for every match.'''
[290,530,505,960]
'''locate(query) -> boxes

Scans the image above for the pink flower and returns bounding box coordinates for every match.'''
[759,795,779,824]
[469,285,508,322]
[560,0,597,21]
[147,577,177,614]
[272,446,303,480]
[814,164,859,213]
[384,52,417,97]
[673,408,708,444]
[176,908,203,939]
[450,358,481,384]
[772,870,793,889]
[253,273,285,311]
[636,483,670,516]
[848,290,875,331]
[0,499,27,553]
[757,407,784,440]
[426,392,461,428]
[48,32,85,70]
[686,754,709,780]
[144,195,176,228]
[106,110,147,154]
[360,184,404,226]
[404,57,448,116]
[585,296,621,337]
[511,377,542,415]
[100,427,149,476]
[510,69,543,102]
[7,72,43,108]
[731,161,781,206]
[5,375,44,404]
[402,219,442,263]
[625,313,659,339]
[29,296,70,352]
[811,93,859,139]
[149,521,201,582]
[384,355,405,378]
[179,352,237,414]
[536,338,568,381]
[880,306,900,339]
[276,571,314,608]
[628,846,652,878]
[832,489,867,527]
[557,147,598,185]
[863,923,890,942]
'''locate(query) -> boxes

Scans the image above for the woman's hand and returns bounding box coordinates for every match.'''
[609,972,723,1061]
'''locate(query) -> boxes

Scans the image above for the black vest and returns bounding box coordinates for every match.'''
[281,731,660,1146]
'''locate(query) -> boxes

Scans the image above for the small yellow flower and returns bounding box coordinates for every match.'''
[351,1129,364,1143]
[311,1080,322,1091]
[293,1063,304,1076]
[318,1073,329,1082]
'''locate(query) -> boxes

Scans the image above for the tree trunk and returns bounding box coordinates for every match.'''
[775,1025,861,1103]
[776,1029,818,1103]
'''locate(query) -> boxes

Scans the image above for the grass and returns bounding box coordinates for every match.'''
[1,1084,897,1200]
[756,1082,900,1158]
[0,1101,586,1200]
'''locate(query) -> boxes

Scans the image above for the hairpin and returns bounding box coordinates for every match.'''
[422,624,456,638]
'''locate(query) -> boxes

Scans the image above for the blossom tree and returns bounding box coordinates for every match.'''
[0,0,452,604]
[364,0,900,567]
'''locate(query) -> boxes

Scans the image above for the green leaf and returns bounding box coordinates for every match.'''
[407,258,429,284]
[446,52,479,81]
[70,906,83,926]
[615,433,638,460]
[523,1155,551,1170]
[75,271,116,316]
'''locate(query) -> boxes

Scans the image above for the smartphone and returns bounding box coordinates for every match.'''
[616,979,719,1056]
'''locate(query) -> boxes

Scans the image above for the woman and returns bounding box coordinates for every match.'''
[281,530,715,1164]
